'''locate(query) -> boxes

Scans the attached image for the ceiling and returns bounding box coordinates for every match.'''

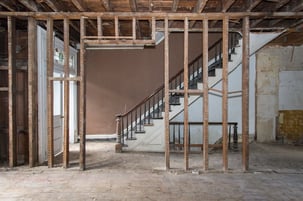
[0,0,303,45]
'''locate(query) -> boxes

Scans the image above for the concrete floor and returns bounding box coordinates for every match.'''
[0,141,303,201]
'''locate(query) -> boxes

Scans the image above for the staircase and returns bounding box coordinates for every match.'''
[116,32,282,152]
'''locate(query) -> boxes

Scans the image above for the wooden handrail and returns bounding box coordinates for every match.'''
[117,36,229,118]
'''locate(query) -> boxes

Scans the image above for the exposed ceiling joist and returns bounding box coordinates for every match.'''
[222,0,236,12]
[251,0,294,28]
[270,2,303,26]
[193,0,209,13]
[19,0,39,12]
[0,0,15,12]
[71,0,86,11]
[209,0,236,28]
[189,0,209,28]
[129,0,138,12]
[42,0,61,12]
[246,0,263,12]
[101,0,112,11]
[171,0,180,12]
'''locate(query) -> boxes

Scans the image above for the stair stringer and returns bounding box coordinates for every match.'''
[123,32,282,152]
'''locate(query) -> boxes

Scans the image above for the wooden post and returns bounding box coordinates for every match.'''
[164,17,170,170]
[183,17,189,171]
[152,17,156,41]
[242,16,250,171]
[47,18,54,168]
[63,18,70,168]
[202,18,209,171]
[28,17,38,168]
[79,16,86,170]
[97,16,102,37]
[8,16,17,167]
[115,116,122,153]
[222,16,229,172]
[132,17,136,40]
[115,16,119,39]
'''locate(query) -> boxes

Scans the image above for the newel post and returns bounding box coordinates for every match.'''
[115,115,122,153]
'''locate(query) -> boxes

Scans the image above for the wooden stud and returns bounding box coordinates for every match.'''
[183,17,189,171]
[132,17,136,40]
[28,17,38,167]
[47,18,54,168]
[152,17,156,41]
[202,18,209,171]
[8,16,17,167]
[115,16,119,39]
[242,16,250,171]
[97,16,103,37]
[222,16,229,172]
[79,16,86,170]
[63,18,70,168]
[164,17,170,170]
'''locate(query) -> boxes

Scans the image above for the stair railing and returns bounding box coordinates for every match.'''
[116,32,241,146]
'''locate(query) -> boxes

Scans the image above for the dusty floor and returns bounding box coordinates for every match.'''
[0,141,303,201]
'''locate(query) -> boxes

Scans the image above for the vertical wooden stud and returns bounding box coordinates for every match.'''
[132,17,136,40]
[183,17,189,171]
[47,18,54,168]
[202,18,209,171]
[115,16,119,39]
[222,16,229,172]
[63,18,70,168]
[164,17,170,170]
[97,17,103,37]
[28,17,38,167]
[79,17,86,170]
[242,16,250,171]
[152,17,156,41]
[8,16,17,167]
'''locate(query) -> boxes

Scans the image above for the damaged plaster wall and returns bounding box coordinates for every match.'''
[256,45,303,142]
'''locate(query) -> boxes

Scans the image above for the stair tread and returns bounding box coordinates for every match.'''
[135,130,145,134]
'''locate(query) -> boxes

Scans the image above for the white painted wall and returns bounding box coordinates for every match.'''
[279,71,303,110]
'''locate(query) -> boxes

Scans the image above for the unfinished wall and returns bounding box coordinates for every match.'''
[256,45,303,142]
[86,33,220,134]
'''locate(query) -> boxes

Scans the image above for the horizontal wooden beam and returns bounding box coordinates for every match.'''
[0,87,9,91]
[0,12,302,20]
[49,77,82,81]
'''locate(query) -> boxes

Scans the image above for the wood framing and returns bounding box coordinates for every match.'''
[183,17,189,171]
[202,18,209,171]
[8,16,17,167]
[63,18,70,168]
[47,18,54,168]
[242,16,250,171]
[164,17,170,170]
[222,16,229,172]
[79,17,86,170]
[28,17,38,167]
